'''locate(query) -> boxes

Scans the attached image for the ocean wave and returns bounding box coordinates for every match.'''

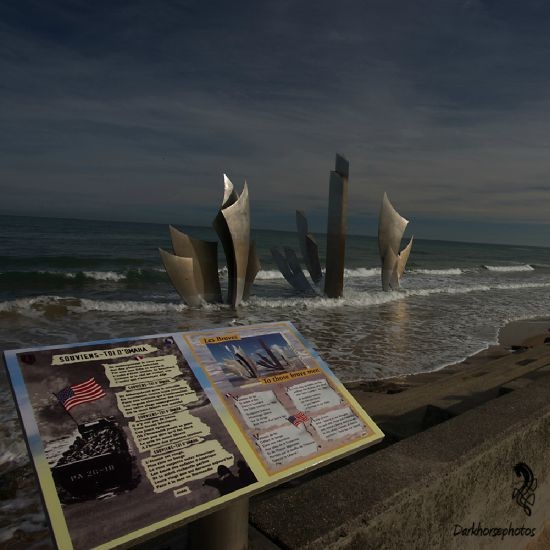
[0,269,168,287]
[252,267,380,280]
[343,267,379,277]
[244,281,550,309]
[2,265,525,289]
[254,266,467,279]
[0,255,148,269]
[410,268,463,275]
[4,280,550,317]
[254,270,286,280]
[483,264,534,272]
[0,296,190,315]
[75,299,190,313]
[81,271,126,281]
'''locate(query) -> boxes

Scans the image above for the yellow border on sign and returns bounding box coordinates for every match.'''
[182,322,383,481]
[182,332,270,479]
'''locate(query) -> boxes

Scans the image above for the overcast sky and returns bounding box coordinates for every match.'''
[2,0,550,245]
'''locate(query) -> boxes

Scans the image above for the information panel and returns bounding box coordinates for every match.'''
[4,322,383,550]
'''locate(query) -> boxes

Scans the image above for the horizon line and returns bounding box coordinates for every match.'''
[1,211,549,250]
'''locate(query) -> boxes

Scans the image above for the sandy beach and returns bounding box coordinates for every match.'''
[3,316,550,548]
[348,316,550,397]
[347,317,550,443]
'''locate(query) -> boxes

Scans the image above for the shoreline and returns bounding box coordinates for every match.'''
[345,315,550,445]
[345,316,550,394]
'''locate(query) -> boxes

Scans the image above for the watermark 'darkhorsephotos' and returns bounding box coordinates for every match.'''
[453,462,537,540]
[512,462,537,516]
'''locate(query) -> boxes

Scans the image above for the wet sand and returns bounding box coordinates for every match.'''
[347,316,550,398]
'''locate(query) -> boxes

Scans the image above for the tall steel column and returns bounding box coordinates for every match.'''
[324,154,349,298]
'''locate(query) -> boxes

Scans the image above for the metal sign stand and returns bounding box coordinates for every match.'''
[188,497,249,550]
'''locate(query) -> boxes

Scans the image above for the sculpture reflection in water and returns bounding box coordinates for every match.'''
[271,153,349,298]
[160,174,260,308]
[378,192,413,291]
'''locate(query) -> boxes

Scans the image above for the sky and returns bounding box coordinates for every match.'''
[1,0,550,246]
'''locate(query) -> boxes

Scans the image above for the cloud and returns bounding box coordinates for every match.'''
[1,1,550,244]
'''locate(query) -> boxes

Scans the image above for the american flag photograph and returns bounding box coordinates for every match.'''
[288,411,309,427]
[56,377,106,412]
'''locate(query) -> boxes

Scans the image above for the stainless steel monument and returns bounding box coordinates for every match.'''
[378,192,413,291]
[271,153,349,298]
[160,174,260,308]
[296,210,323,284]
[324,154,349,298]
[213,180,251,308]
[270,246,315,293]
[169,226,222,303]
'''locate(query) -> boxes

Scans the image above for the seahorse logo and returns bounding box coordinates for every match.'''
[512,462,537,516]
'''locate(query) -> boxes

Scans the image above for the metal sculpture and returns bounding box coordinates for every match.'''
[213,181,251,308]
[221,173,239,209]
[378,192,413,291]
[169,226,222,303]
[284,247,315,293]
[271,153,349,297]
[324,154,349,298]
[243,241,261,301]
[160,174,260,308]
[270,247,314,293]
[158,249,202,307]
[296,210,323,284]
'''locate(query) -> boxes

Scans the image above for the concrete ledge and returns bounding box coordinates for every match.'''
[249,374,550,549]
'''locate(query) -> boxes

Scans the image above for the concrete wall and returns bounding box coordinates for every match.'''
[250,375,550,549]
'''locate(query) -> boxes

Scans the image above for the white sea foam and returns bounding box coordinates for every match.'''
[196,266,465,279]
[36,270,75,279]
[74,299,189,313]
[411,268,463,275]
[255,267,380,280]
[3,280,550,316]
[0,296,190,315]
[0,510,46,544]
[254,270,286,280]
[74,298,230,313]
[35,270,126,281]
[0,296,54,314]
[82,271,126,281]
[484,264,534,272]
[244,281,550,309]
[343,267,380,277]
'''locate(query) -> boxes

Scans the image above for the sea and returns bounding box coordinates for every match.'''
[2,213,550,541]
[3,214,550,380]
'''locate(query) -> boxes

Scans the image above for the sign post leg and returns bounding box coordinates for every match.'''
[188,498,249,550]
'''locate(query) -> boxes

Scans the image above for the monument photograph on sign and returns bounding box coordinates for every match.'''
[205,332,307,384]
